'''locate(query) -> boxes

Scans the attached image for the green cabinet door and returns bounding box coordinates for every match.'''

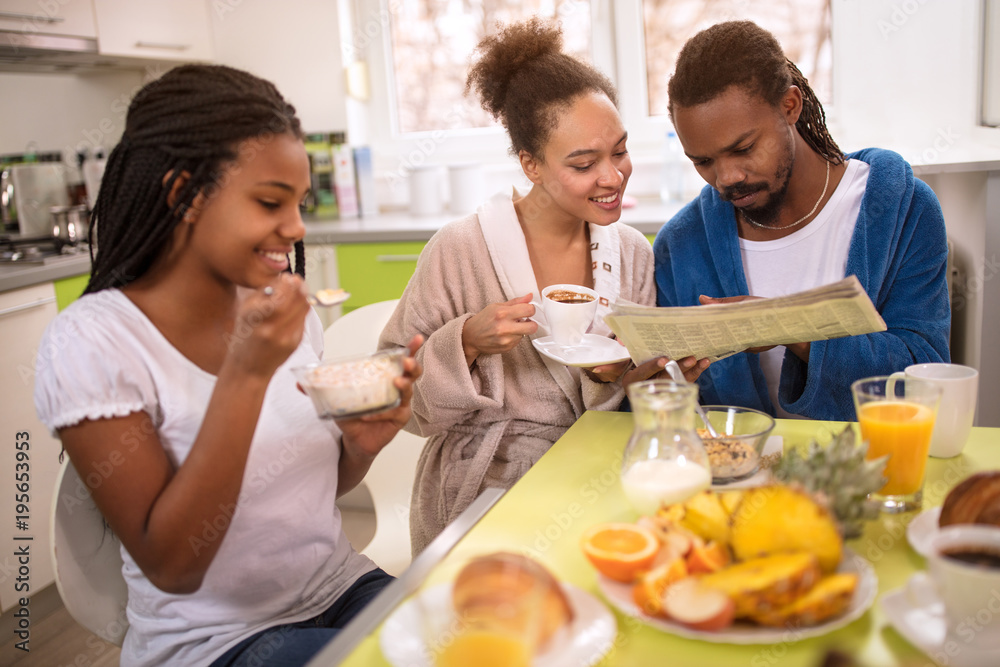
[53,274,90,311]
[336,242,426,313]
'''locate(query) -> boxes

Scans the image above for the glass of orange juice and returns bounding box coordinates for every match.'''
[851,375,942,513]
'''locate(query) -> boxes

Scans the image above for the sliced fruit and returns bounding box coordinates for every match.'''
[678,490,732,546]
[685,540,731,575]
[730,486,843,572]
[632,557,688,617]
[662,577,736,631]
[719,490,745,516]
[657,502,686,525]
[580,523,660,583]
[750,572,858,628]
[700,552,822,618]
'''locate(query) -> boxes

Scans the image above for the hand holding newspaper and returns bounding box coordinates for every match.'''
[604,276,887,364]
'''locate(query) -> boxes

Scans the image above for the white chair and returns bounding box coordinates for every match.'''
[49,457,129,646]
[323,299,425,576]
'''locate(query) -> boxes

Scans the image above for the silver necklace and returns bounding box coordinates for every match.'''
[741,160,830,231]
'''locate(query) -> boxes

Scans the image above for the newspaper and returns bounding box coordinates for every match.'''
[605,276,887,363]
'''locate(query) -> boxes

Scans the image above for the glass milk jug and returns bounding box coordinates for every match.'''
[621,380,711,515]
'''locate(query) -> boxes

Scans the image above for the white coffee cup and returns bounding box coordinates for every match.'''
[532,284,599,347]
[890,363,978,458]
[912,525,1000,658]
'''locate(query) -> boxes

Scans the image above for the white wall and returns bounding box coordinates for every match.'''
[0,69,145,156]
[833,0,1000,162]
[208,0,348,135]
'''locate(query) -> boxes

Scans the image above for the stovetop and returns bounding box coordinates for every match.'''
[0,235,87,264]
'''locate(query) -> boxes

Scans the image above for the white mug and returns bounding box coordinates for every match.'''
[531,284,599,347]
[890,363,978,458]
[408,165,444,216]
[911,525,1000,658]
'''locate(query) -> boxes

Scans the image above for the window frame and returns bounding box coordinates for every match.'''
[353,0,835,179]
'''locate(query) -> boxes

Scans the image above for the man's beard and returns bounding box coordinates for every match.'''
[721,150,794,226]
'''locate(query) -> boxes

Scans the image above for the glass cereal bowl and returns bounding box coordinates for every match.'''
[697,406,776,484]
[293,348,406,419]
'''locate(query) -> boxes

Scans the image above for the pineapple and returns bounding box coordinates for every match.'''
[773,426,886,539]
[730,486,844,573]
[677,490,731,546]
[750,572,858,627]
[699,552,821,618]
[719,490,744,516]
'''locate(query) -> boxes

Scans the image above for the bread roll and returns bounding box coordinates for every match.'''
[451,552,573,648]
[939,471,1000,528]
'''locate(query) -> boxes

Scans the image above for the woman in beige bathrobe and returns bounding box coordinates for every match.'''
[379,19,706,553]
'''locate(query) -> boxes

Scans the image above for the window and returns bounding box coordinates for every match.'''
[640,0,833,117]
[354,0,833,173]
[386,0,592,134]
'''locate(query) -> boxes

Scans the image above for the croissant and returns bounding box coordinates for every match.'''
[938,471,1000,527]
[451,552,574,649]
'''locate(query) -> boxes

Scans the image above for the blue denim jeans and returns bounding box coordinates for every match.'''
[208,568,393,667]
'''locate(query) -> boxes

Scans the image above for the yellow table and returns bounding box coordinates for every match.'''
[335,412,1000,667]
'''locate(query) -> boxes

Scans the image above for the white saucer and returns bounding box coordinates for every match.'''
[881,573,1000,667]
[380,583,616,667]
[532,334,631,368]
[906,506,942,557]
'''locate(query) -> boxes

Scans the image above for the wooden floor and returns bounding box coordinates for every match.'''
[0,584,121,666]
[0,508,376,666]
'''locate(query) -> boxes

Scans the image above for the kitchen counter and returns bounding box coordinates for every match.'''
[0,199,680,294]
[0,251,92,294]
[302,198,678,244]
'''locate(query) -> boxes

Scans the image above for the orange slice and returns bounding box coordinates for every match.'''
[581,523,660,583]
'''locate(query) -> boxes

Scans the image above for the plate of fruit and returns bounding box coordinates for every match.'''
[582,485,878,643]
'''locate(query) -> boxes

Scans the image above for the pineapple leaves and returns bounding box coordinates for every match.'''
[773,427,888,540]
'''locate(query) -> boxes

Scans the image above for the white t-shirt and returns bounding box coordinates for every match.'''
[740,159,870,418]
[34,289,376,666]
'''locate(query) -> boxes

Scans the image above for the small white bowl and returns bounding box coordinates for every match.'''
[293,348,406,419]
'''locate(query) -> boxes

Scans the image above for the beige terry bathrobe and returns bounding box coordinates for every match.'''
[379,190,656,553]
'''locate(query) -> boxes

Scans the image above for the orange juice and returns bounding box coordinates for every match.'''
[858,401,935,495]
[436,631,531,667]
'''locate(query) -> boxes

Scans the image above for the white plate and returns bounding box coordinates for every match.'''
[906,506,942,558]
[881,573,998,667]
[380,583,617,667]
[711,436,783,490]
[596,547,877,644]
[532,334,631,368]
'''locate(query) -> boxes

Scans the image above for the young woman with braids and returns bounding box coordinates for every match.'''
[654,20,950,420]
[34,64,422,666]
[379,18,706,553]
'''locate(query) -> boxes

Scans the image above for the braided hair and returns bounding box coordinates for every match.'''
[85,64,305,294]
[667,20,844,165]
[466,17,618,158]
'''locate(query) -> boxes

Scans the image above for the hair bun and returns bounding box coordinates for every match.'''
[466,17,564,120]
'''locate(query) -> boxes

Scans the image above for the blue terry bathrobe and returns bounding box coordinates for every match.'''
[653,148,951,421]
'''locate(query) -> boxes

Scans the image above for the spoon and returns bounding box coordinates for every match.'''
[308,288,350,308]
[262,286,351,307]
[663,359,721,439]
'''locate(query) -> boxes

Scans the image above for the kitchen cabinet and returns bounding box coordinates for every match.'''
[0,283,60,612]
[335,242,425,314]
[53,273,89,311]
[92,0,213,62]
[0,0,97,38]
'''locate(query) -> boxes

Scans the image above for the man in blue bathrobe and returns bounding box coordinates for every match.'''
[652,20,950,421]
